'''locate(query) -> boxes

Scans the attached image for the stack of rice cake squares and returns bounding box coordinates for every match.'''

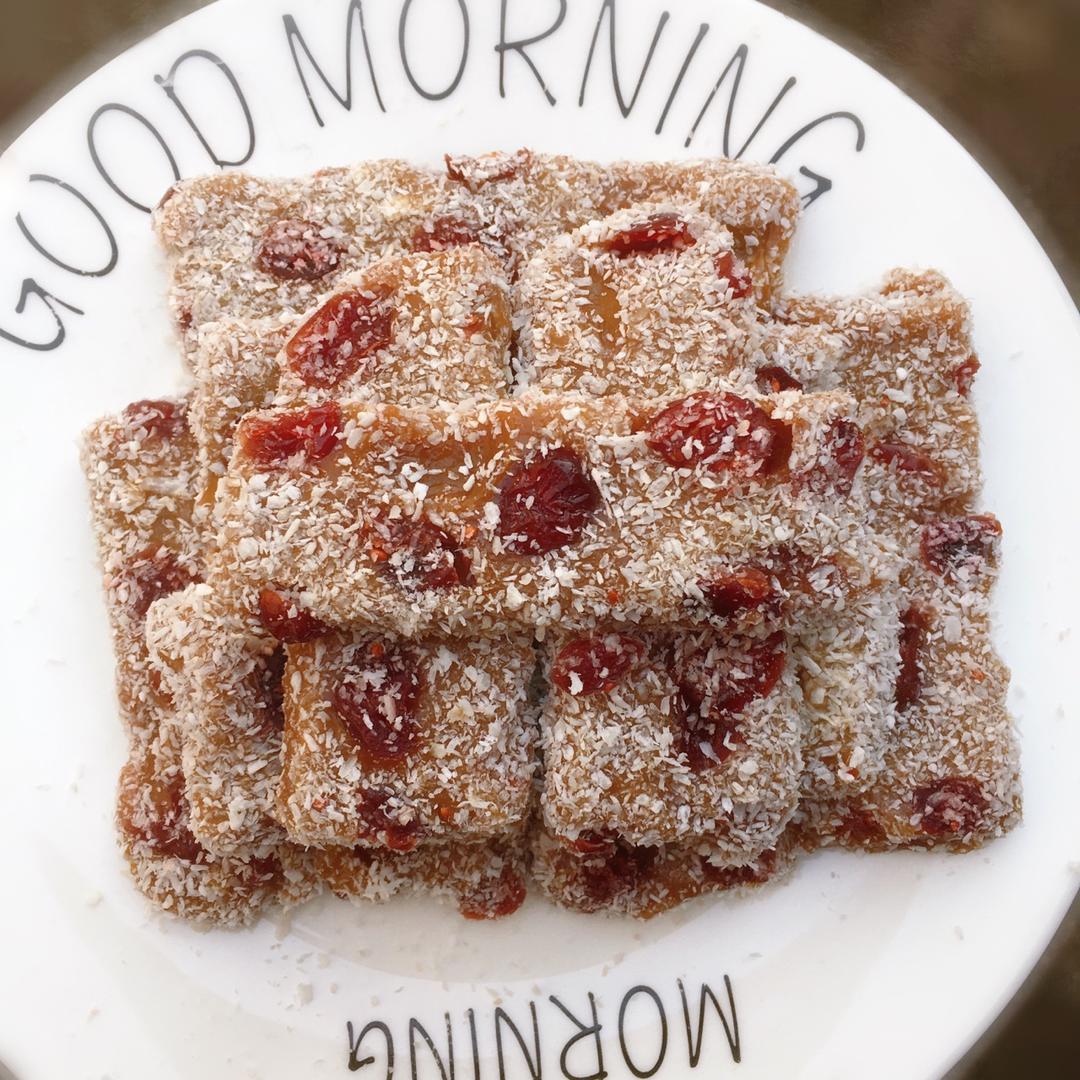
[81,152,1018,926]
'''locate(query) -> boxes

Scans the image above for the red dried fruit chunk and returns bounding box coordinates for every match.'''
[253,646,287,738]
[713,251,752,299]
[646,391,791,477]
[497,447,601,555]
[895,605,932,712]
[238,402,342,466]
[334,648,423,763]
[566,830,618,856]
[920,515,1002,578]
[912,776,988,837]
[870,440,944,484]
[445,149,531,191]
[285,289,395,388]
[795,417,865,496]
[256,218,342,281]
[700,567,778,620]
[755,365,803,393]
[835,806,887,847]
[576,840,658,911]
[673,632,786,772]
[410,216,480,252]
[603,212,696,257]
[120,774,203,862]
[369,514,472,592]
[953,354,980,397]
[123,546,199,619]
[257,588,331,642]
[458,865,528,920]
[702,848,776,888]
[551,633,644,696]
[122,399,188,441]
[355,789,421,852]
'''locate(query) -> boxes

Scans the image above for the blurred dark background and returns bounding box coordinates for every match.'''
[0,1,1077,1077]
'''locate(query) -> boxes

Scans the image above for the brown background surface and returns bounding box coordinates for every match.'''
[1,1,1077,1077]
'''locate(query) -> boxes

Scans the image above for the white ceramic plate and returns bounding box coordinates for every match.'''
[1,1,1077,1077]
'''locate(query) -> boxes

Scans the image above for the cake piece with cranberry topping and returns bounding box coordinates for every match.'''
[211,389,877,638]
[189,246,512,505]
[530,822,795,918]
[515,205,762,396]
[539,627,802,860]
[277,630,536,848]
[806,516,1019,850]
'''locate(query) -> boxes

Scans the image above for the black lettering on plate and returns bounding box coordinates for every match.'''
[683,44,795,155]
[399,0,470,101]
[0,278,83,351]
[770,112,867,205]
[283,1,386,126]
[678,976,740,1067]
[86,103,180,214]
[549,993,606,1080]
[409,1015,455,1080]
[495,0,567,106]
[154,49,255,167]
[15,174,118,277]
[654,22,708,135]
[495,1003,542,1080]
[348,1019,395,1077]
[617,986,667,1079]
[579,0,670,118]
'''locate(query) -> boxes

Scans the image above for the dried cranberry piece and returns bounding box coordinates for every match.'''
[603,213,696,257]
[496,447,601,555]
[953,355,980,397]
[646,392,791,477]
[458,865,528,920]
[123,547,199,618]
[700,567,778,620]
[673,632,786,772]
[256,218,342,281]
[252,646,287,739]
[895,605,932,712]
[334,647,423,763]
[238,403,342,466]
[755,365,803,393]
[120,775,203,862]
[122,399,188,441]
[920,515,1002,578]
[835,806,887,847]
[567,830,618,856]
[713,251,752,298]
[257,588,331,642]
[550,633,644,696]
[912,776,988,837]
[410,217,481,252]
[369,515,472,592]
[870,441,944,484]
[795,417,865,496]
[577,840,658,911]
[285,289,395,388]
[445,149,531,191]
[355,789,421,852]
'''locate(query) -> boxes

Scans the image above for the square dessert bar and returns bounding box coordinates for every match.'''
[189,245,512,503]
[153,152,799,353]
[807,516,1018,851]
[116,710,317,927]
[515,204,762,397]
[277,630,537,848]
[145,584,287,857]
[539,627,802,860]
[764,269,983,519]
[212,389,876,638]
[530,822,794,918]
[81,398,205,741]
[308,828,529,921]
